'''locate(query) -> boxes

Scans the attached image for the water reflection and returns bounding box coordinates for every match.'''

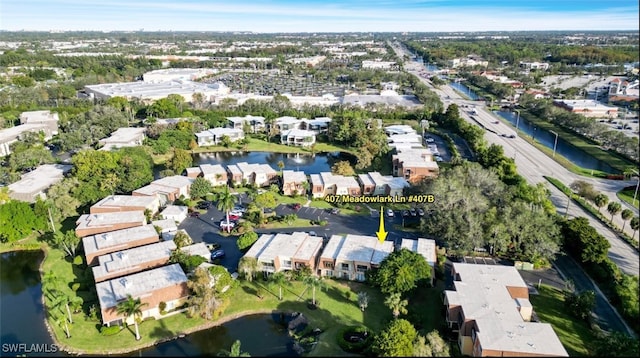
[191,151,351,174]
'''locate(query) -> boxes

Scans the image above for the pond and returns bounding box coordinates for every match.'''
[0,250,299,357]
[191,151,349,174]
[494,110,617,173]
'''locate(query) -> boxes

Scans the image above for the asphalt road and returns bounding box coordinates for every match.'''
[396,46,639,276]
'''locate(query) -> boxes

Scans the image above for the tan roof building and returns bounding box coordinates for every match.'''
[319,234,394,281]
[282,170,308,196]
[76,211,147,239]
[7,164,71,203]
[82,224,159,265]
[244,232,323,274]
[92,240,176,283]
[90,195,160,215]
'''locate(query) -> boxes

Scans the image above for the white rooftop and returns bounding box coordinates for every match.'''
[385,125,416,135]
[281,129,316,137]
[181,242,211,261]
[151,175,194,189]
[96,264,187,310]
[151,219,178,233]
[233,162,277,176]
[92,240,176,281]
[227,115,265,124]
[82,224,159,256]
[85,80,229,100]
[445,263,568,356]
[91,195,158,211]
[245,232,323,263]
[7,164,71,200]
[314,172,360,189]
[19,110,59,123]
[161,205,188,217]
[76,211,147,234]
[322,234,394,265]
[200,164,227,176]
[400,238,436,266]
[554,99,617,110]
[282,170,308,183]
[0,123,54,143]
[99,127,145,144]
[387,134,422,144]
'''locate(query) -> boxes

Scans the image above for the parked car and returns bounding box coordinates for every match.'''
[210,249,226,260]
[197,201,212,209]
[410,208,417,217]
[402,210,410,217]
[417,208,425,216]
[228,214,241,221]
[330,208,340,215]
[291,203,302,210]
[435,156,444,162]
[220,221,236,230]
[229,210,244,217]
[309,231,317,237]
[425,138,435,143]
[232,206,246,213]
[387,209,394,217]
[189,211,200,217]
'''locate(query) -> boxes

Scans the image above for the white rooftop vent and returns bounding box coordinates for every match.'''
[103,233,111,240]
[120,278,131,288]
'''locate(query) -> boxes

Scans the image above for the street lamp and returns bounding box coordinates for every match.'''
[532,126,537,141]
[549,130,559,158]
[514,109,521,137]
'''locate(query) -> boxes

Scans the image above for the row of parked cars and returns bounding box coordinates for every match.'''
[386,207,425,217]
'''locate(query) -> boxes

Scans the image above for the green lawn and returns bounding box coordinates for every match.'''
[262,217,317,229]
[617,187,639,210]
[407,280,447,334]
[308,199,371,216]
[529,284,599,356]
[195,138,353,155]
[38,244,390,355]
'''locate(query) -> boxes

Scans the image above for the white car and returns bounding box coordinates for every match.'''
[425,138,435,143]
[435,156,444,162]
[220,220,236,230]
[387,209,394,217]
[229,210,244,217]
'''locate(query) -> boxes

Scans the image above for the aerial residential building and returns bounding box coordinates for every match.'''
[199,164,228,186]
[82,224,159,265]
[444,263,568,357]
[309,172,361,198]
[195,127,244,146]
[243,232,324,274]
[160,205,188,224]
[299,117,331,133]
[357,172,409,197]
[76,211,148,239]
[392,148,439,183]
[151,218,178,240]
[184,167,202,178]
[385,125,417,136]
[399,238,437,284]
[319,234,394,281]
[227,115,265,133]
[7,164,71,203]
[282,170,308,196]
[133,175,194,205]
[280,129,316,147]
[518,61,550,71]
[226,162,278,187]
[92,240,177,283]
[274,116,301,132]
[98,127,146,151]
[180,242,211,261]
[90,195,160,215]
[552,99,619,118]
[1,110,59,157]
[96,264,189,326]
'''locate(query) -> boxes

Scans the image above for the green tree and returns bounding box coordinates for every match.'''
[237,231,259,251]
[331,160,355,176]
[253,191,276,215]
[237,256,258,282]
[631,216,639,240]
[269,271,289,301]
[564,289,596,322]
[116,295,147,340]
[594,331,639,357]
[173,231,193,249]
[303,276,326,306]
[168,148,193,175]
[370,249,431,294]
[620,209,633,231]
[385,292,408,319]
[371,319,417,357]
[50,230,80,257]
[190,177,213,200]
[215,186,237,232]
[187,267,220,320]
[115,147,154,193]
[218,340,251,357]
[561,217,610,264]
[594,193,609,213]
[607,201,622,223]
[413,330,451,357]
[0,201,47,243]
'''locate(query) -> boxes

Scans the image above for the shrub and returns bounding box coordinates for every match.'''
[100,325,122,336]
[336,326,371,353]
[159,301,167,314]
[71,283,81,292]
[73,255,83,265]
[237,232,259,251]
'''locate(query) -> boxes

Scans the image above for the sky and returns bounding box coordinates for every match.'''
[1,0,639,33]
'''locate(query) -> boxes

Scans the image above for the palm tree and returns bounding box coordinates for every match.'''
[358,292,369,312]
[594,194,609,214]
[218,340,251,357]
[215,186,238,233]
[607,202,622,223]
[116,295,147,340]
[238,256,258,282]
[384,292,408,319]
[303,276,326,306]
[631,217,639,240]
[51,311,71,338]
[42,270,60,299]
[51,292,79,324]
[620,209,633,231]
[269,272,288,301]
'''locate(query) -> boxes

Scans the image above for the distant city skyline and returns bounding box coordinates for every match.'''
[2,0,639,33]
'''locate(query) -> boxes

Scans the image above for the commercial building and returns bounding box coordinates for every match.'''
[444,263,568,357]
[319,234,394,281]
[143,68,217,82]
[244,232,323,274]
[98,127,146,151]
[7,164,71,203]
[552,99,618,118]
[84,80,230,103]
[96,264,189,326]
[82,224,159,265]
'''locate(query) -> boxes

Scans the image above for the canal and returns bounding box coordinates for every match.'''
[0,251,297,357]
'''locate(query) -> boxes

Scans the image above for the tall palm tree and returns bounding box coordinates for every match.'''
[116,295,147,340]
[607,202,622,223]
[238,256,258,282]
[384,292,408,319]
[303,276,326,306]
[216,186,238,233]
[594,194,609,214]
[620,209,633,231]
[269,272,288,301]
[630,217,639,240]
[42,270,60,299]
[218,340,251,357]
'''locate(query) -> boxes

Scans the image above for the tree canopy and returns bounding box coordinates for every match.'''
[369,249,431,295]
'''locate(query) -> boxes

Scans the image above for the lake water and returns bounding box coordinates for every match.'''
[191,151,348,173]
[494,110,617,173]
[449,82,480,101]
[0,251,297,357]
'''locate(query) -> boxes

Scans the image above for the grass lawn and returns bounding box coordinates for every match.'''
[308,199,371,216]
[617,187,639,210]
[262,218,318,229]
[194,138,353,155]
[0,234,43,253]
[529,284,599,356]
[39,242,390,355]
[407,280,447,334]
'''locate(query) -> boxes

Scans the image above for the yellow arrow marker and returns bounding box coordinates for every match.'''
[376,206,388,242]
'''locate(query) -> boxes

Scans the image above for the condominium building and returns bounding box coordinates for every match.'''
[319,234,394,281]
[244,232,324,274]
[82,224,159,265]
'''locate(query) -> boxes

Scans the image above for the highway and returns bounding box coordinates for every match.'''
[395,45,639,276]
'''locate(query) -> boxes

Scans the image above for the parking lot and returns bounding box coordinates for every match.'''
[203,72,347,97]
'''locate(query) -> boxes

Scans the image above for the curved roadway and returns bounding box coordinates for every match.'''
[396,45,639,276]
